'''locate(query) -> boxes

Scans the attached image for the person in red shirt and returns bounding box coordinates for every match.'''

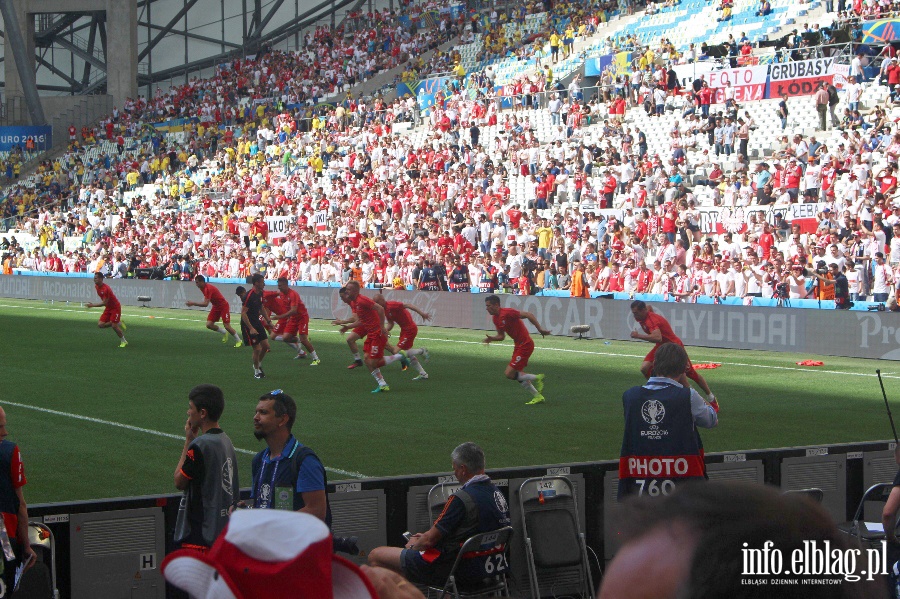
[186,276,242,347]
[629,301,717,409]
[333,281,408,393]
[85,272,128,347]
[261,290,286,336]
[483,295,550,405]
[270,277,320,364]
[758,223,775,261]
[375,295,432,380]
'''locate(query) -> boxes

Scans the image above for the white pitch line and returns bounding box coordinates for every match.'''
[3,302,900,381]
[0,399,368,479]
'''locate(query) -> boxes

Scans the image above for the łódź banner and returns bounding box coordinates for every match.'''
[766,58,836,98]
[0,126,51,151]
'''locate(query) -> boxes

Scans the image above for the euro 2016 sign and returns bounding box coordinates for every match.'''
[0,126,52,151]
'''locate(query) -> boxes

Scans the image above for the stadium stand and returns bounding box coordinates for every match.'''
[2,0,899,310]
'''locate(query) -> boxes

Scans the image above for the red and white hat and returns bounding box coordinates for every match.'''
[162,510,377,599]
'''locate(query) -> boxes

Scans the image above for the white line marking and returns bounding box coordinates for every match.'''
[2,302,898,381]
[0,399,368,479]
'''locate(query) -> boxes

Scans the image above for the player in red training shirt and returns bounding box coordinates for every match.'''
[630,300,718,410]
[185,276,243,347]
[483,294,550,405]
[85,272,128,347]
[270,277,321,365]
[259,289,288,344]
[374,294,432,381]
[332,281,408,393]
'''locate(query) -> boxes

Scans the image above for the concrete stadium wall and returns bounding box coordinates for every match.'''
[2,274,899,360]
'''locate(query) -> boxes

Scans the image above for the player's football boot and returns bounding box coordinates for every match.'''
[412,374,429,381]
[371,385,390,394]
[119,340,128,348]
[525,395,545,405]
[347,359,364,369]
[310,359,321,366]
[234,340,243,348]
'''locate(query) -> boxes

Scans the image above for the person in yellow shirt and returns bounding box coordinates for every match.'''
[535,218,554,258]
[309,153,323,177]
[126,170,139,190]
[549,32,561,63]
[563,26,575,58]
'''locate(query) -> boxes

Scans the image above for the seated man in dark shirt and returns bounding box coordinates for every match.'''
[367,442,511,587]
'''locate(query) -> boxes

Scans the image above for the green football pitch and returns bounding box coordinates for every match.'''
[0,297,895,504]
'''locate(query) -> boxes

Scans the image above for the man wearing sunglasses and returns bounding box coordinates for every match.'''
[247,390,330,524]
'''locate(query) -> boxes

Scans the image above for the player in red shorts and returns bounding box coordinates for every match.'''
[261,289,286,336]
[333,296,394,371]
[333,281,408,393]
[630,300,718,410]
[85,272,128,347]
[374,294,432,381]
[483,294,550,405]
[270,277,320,365]
[185,276,243,347]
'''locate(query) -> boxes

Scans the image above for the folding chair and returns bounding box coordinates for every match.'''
[518,476,594,599]
[15,522,57,598]
[428,482,463,521]
[426,527,514,599]
[838,483,895,548]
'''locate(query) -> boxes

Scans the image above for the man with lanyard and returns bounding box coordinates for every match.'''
[368,442,511,587]
[247,390,330,523]
[617,343,719,500]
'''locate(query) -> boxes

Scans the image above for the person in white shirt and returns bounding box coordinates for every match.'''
[824,244,847,272]
[714,261,735,296]
[891,223,900,266]
[505,243,524,279]
[872,252,894,301]
[743,254,765,297]
[785,265,807,299]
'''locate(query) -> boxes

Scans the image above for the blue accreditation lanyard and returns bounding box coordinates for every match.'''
[256,438,299,509]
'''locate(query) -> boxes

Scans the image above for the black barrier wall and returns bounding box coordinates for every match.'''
[24,440,898,599]
[2,275,900,360]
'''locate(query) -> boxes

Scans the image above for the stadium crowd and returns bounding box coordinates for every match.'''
[2,0,900,308]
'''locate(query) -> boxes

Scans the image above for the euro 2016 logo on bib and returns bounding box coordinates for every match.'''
[494,490,508,513]
[642,400,665,425]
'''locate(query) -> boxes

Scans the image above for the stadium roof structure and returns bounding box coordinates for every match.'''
[0,0,369,122]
